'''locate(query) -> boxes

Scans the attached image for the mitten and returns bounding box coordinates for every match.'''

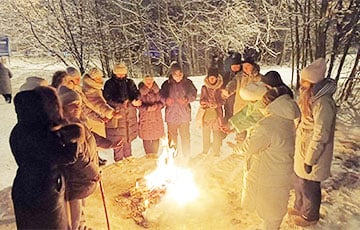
[166,98,174,106]
[58,123,85,144]
[304,163,312,174]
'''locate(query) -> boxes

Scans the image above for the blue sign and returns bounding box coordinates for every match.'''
[0,37,10,56]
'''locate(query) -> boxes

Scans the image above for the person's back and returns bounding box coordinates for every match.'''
[10,86,81,229]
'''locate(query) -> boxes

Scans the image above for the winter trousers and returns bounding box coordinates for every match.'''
[202,126,222,155]
[113,142,132,162]
[224,94,235,123]
[293,174,321,221]
[143,139,160,154]
[167,122,190,155]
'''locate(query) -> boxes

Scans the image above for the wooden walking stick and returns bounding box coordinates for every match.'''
[99,178,111,230]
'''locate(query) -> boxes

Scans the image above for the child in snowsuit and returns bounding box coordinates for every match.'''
[160,62,197,156]
[199,67,225,156]
[103,63,141,161]
[138,75,165,154]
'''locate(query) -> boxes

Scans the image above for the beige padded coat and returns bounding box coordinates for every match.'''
[294,79,337,182]
[239,94,300,221]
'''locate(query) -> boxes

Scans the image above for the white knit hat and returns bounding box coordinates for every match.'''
[300,58,326,83]
[113,62,128,75]
[239,82,268,101]
[19,77,49,91]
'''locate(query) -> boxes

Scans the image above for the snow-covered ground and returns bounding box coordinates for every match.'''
[0,57,359,229]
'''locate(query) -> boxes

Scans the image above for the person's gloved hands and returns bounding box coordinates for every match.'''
[58,123,85,144]
[177,97,188,105]
[147,104,157,112]
[304,163,312,174]
[132,99,142,107]
[166,98,174,106]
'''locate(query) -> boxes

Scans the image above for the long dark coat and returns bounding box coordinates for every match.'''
[138,81,164,140]
[10,87,78,230]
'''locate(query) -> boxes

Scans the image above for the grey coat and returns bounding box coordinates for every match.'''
[0,63,12,94]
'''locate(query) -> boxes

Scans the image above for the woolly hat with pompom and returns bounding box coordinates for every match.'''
[58,85,81,106]
[239,82,268,101]
[19,77,49,91]
[113,62,128,75]
[300,58,326,83]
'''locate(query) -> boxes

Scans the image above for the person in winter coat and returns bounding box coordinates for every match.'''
[236,83,301,230]
[103,62,141,161]
[19,76,48,91]
[51,70,72,89]
[261,71,294,98]
[228,71,294,137]
[66,66,110,165]
[58,86,103,230]
[227,82,267,135]
[222,51,242,123]
[138,74,165,154]
[199,66,225,156]
[82,67,121,139]
[10,86,84,230]
[0,57,13,103]
[290,58,337,227]
[160,62,197,156]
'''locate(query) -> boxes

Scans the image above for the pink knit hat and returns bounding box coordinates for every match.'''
[300,58,326,83]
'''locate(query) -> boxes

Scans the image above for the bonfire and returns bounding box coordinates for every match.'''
[115,140,199,228]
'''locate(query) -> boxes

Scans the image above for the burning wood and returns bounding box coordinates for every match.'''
[114,141,199,228]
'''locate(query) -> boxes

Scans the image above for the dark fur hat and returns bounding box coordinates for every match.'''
[262,71,284,87]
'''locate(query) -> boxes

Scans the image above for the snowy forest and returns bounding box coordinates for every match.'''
[1,0,359,101]
[0,1,360,230]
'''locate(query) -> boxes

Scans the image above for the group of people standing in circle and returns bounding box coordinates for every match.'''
[9,50,336,229]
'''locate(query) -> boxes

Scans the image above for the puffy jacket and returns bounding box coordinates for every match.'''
[82,74,114,137]
[239,94,300,220]
[138,81,165,140]
[65,118,100,201]
[294,78,337,181]
[103,74,139,142]
[199,75,225,129]
[160,77,197,123]
[226,71,261,114]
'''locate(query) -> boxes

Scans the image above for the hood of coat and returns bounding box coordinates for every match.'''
[266,94,300,120]
[204,74,223,90]
[312,78,337,102]
[82,74,103,91]
[14,87,63,128]
[138,81,160,95]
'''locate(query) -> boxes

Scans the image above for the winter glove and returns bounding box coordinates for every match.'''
[304,163,312,174]
[177,97,188,105]
[147,104,157,112]
[132,99,142,107]
[58,123,85,144]
[112,110,122,119]
[166,98,174,106]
